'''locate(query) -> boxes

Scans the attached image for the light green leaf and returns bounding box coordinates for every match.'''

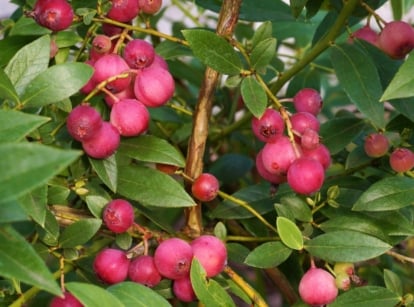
[0,69,19,103]
[0,225,61,296]
[59,218,102,248]
[21,62,93,108]
[108,282,171,307]
[0,143,81,203]
[119,135,185,167]
[19,185,47,227]
[384,269,403,297]
[381,51,414,101]
[244,241,292,268]
[330,43,385,129]
[4,35,50,95]
[276,216,304,250]
[352,177,414,211]
[182,29,243,75]
[0,110,50,142]
[304,230,391,262]
[251,21,273,48]
[89,155,118,192]
[0,200,28,223]
[66,282,124,307]
[329,286,400,307]
[117,165,195,208]
[190,258,236,307]
[250,38,276,70]
[85,195,110,219]
[241,75,267,118]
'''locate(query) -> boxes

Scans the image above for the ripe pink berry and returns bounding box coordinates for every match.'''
[92,54,131,93]
[302,143,331,170]
[80,60,96,94]
[191,173,220,202]
[102,22,125,37]
[290,112,320,136]
[261,136,300,176]
[190,235,227,277]
[123,39,155,69]
[151,54,169,70]
[103,199,135,233]
[66,105,103,142]
[389,148,414,172]
[251,108,284,143]
[300,128,320,150]
[110,98,150,137]
[90,35,113,61]
[107,0,140,22]
[50,291,83,307]
[82,122,120,159]
[32,0,74,32]
[133,65,175,107]
[287,157,325,195]
[173,276,197,303]
[138,0,163,15]
[299,267,338,305]
[364,133,389,158]
[293,88,323,115]
[104,84,136,108]
[349,24,379,45]
[153,238,193,280]
[378,21,414,59]
[255,150,287,184]
[128,255,162,287]
[93,248,130,284]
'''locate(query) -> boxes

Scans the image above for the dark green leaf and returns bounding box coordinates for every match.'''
[108,282,171,307]
[66,282,124,307]
[353,177,414,211]
[251,21,273,48]
[304,230,391,262]
[0,69,19,103]
[330,43,385,129]
[182,29,243,75]
[89,155,118,192]
[9,16,51,36]
[290,0,307,18]
[19,185,47,227]
[4,35,50,95]
[0,143,81,203]
[280,194,313,222]
[0,110,50,142]
[241,75,267,118]
[381,52,414,101]
[117,165,195,208]
[384,269,403,297]
[277,217,304,250]
[244,241,292,268]
[320,116,366,154]
[0,36,37,67]
[190,259,236,307]
[250,38,276,70]
[329,286,400,307]
[21,62,93,108]
[119,135,185,167]
[0,225,61,295]
[59,219,102,248]
[209,153,253,184]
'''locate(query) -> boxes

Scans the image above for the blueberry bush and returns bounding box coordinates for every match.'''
[1,0,414,306]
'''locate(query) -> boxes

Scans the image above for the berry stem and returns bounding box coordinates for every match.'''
[83,72,131,102]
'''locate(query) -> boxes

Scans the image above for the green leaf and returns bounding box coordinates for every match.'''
[59,218,102,248]
[250,38,277,70]
[0,143,81,203]
[290,0,307,18]
[0,69,19,103]
[384,269,403,297]
[329,286,400,307]
[85,195,110,219]
[380,52,414,101]
[352,177,414,211]
[280,194,313,222]
[117,165,195,208]
[251,21,273,48]
[0,200,28,223]
[209,153,253,184]
[0,225,61,295]
[320,116,366,155]
[119,135,185,167]
[276,217,304,250]
[182,29,243,75]
[4,35,50,95]
[304,230,391,262]
[244,241,292,268]
[241,76,267,118]
[0,110,50,142]
[89,155,118,192]
[21,62,93,108]
[190,259,236,307]
[108,282,171,307]
[19,185,47,227]
[66,282,124,307]
[330,43,385,129]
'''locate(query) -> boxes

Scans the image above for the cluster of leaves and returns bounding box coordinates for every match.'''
[1,0,414,306]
